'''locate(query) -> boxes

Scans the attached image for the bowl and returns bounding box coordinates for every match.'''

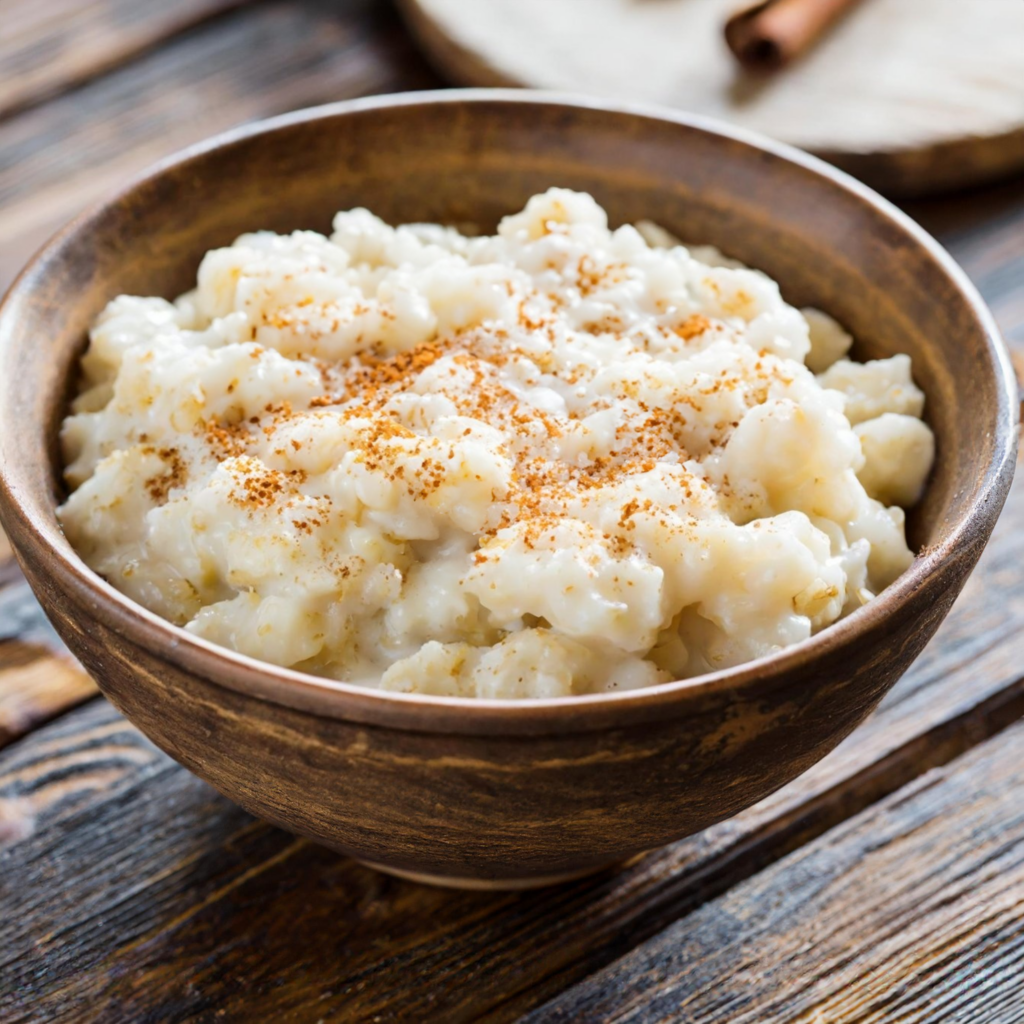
[0,91,1016,889]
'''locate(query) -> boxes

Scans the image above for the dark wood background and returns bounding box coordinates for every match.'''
[1,2,1023,1021]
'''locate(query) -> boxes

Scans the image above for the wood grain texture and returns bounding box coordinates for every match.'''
[0,0,245,118]
[907,176,1024,349]
[2,464,1024,1021]
[0,641,96,750]
[0,0,439,294]
[398,0,1024,196]
[527,719,1024,1024]
[0,578,90,748]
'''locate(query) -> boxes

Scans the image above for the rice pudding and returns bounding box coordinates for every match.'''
[59,189,935,699]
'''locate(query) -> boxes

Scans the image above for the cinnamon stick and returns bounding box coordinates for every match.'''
[725,0,865,72]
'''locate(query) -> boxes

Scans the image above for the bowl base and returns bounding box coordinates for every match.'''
[355,859,618,890]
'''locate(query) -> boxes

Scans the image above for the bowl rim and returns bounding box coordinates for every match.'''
[0,88,1017,734]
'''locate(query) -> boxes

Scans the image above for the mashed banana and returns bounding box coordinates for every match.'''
[59,189,934,698]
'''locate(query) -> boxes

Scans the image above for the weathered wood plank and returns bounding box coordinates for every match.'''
[0,0,439,294]
[0,641,96,750]
[0,700,165,842]
[0,0,245,118]
[906,176,1024,346]
[2,461,1024,1022]
[0,576,93,750]
[526,719,1024,1024]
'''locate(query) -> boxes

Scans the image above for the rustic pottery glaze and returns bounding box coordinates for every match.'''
[0,92,1016,887]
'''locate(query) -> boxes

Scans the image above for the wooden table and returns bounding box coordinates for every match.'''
[2,3,1023,1021]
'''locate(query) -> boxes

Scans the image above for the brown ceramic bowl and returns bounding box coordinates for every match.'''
[0,92,1016,888]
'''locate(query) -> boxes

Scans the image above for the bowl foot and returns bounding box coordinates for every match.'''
[355,859,620,890]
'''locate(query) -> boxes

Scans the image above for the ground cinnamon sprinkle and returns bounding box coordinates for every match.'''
[225,457,306,511]
[144,447,187,502]
[202,418,250,460]
[205,271,800,551]
[675,314,712,341]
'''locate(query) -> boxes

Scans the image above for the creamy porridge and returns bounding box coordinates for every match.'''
[59,189,935,699]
